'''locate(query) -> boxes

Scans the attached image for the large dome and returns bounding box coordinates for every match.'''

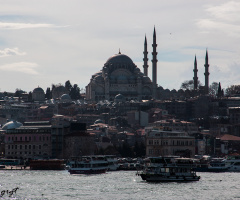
[105,53,133,65]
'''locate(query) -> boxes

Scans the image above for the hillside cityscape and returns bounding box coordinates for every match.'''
[1,27,240,162]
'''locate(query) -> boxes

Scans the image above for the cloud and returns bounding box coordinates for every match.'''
[0,48,26,57]
[197,1,240,38]
[0,22,64,29]
[0,62,39,74]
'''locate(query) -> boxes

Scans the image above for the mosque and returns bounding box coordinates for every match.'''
[85,28,158,102]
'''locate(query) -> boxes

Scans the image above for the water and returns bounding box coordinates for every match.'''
[1,170,240,200]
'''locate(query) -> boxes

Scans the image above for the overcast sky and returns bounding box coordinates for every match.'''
[0,0,239,93]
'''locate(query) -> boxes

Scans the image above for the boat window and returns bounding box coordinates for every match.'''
[234,162,240,166]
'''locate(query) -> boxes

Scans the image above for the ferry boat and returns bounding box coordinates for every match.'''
[225,155,240,172]
[138,165,200,182]
[137,156,200,182]
[206,158,229,172]
[105,155,119,171]
[68,156,109,174]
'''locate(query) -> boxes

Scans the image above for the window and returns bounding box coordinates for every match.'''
[20,137,22,141]
[8,145,10,149]
[34,136,36,141]
[8,137,10,141]
[29,145,31,149]
[39,136,41,141]
[39,145,41,150]
[25,137,27,141]
[154,140,159,145]
[149,140,153,145]
[33,145,35,150]
[20,145,22,149]
[15,145,17,149]
[25,145,27,149]
[29,137,31,141]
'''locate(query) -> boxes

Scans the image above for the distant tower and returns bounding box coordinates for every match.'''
[193,55,198,90]
[204,49,210,94]
[152,26,158,98]
[143,35,148,76]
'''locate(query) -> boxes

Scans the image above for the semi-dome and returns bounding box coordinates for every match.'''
[105,53,133,65]
[2,120,23,130]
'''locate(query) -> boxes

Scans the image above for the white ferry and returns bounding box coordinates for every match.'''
[68,156,109,174]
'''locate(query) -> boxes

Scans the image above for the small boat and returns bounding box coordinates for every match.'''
[68,156,109,174]
[137,165,200,182]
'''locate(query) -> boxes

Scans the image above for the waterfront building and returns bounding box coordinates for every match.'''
[145,129,195,157]
[4,121,52,159]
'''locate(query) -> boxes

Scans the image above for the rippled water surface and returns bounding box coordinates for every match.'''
[1,170,240,200]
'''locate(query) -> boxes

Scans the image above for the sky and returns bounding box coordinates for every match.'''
[0,0,239,93]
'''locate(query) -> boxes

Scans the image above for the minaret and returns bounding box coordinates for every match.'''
[152,26,158,98]
[204,49,210,94]
[193,55,198,90]
[143,35,148,76]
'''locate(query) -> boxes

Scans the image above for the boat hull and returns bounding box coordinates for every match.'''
[68,168,107,174]
[140,174,200,182]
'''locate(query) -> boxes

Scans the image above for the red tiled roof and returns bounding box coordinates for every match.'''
[219,134,240,141]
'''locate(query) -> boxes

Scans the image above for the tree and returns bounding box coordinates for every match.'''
[180,80,202,91]
[209,82,219,97]
[225,85,240,96]
[14,88,25,97]
[65,80,72,93]
[69,84,81,100]
[45,87,52,99]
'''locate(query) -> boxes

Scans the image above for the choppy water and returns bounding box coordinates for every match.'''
[1,170,240,200]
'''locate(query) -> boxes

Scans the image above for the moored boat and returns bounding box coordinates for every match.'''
[68,156,109,174]
[29,159,65,170]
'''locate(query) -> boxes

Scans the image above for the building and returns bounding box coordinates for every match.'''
[86,28,159,102]
[146,129,195,157]
[4,121,52,159]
